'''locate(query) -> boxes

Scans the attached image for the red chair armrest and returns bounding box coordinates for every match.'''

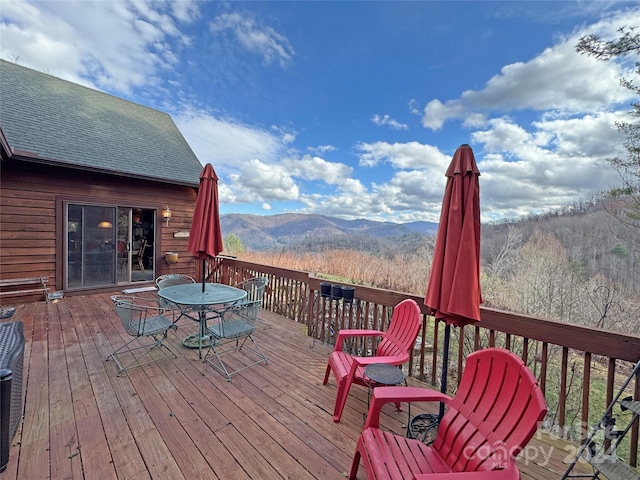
[337,329,383,337]
[364,386,452,429]
[334,329,383,351]
[346,355,409,384]
[413,460,519,479]
[351,354,408,368]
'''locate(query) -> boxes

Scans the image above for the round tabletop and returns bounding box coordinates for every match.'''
[364,363,405,386]
[158,282,247,307]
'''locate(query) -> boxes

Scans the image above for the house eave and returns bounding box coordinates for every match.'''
[6,150,200,188]
[0,126,13,159]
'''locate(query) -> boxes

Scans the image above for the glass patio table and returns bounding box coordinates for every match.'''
[158,283,247,359]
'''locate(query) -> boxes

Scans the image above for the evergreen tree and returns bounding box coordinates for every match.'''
[223,233,244,255]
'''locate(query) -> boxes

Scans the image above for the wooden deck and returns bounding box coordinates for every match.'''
[4,292,592,479]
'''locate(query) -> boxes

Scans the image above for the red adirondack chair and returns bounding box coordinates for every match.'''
[349,348,547,479]
[323,298,422,422]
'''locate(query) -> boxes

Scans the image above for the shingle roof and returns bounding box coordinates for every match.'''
[0,60,202,187]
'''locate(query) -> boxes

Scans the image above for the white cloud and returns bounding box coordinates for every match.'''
[408,99,421,116]
[281,132,296,144]
[175,110,286,170]
[308,145,336,155]
[0,0,196,94]
[534,111,629,158]
[170,2,200,24]
[298,190,391,220]
[469,114,623,220]
[209,12,294,67]
[281,155,352,185]
[371,114,409,130]
[340,178,366,194]
[296,166,447,223]
[356,141,450,170]
[224,159,299,203]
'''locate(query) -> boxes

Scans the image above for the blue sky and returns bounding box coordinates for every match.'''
[1,1,638,223]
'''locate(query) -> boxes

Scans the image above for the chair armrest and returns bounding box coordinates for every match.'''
[414,465,518,479]
[351,354,408,368]
[333,329,383,352]
[413,460,519,480]
[364,386,451,429]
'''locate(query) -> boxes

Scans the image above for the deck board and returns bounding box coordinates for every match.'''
[2,292,592,479]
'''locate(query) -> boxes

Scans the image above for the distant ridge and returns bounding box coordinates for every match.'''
[220,213,438,251]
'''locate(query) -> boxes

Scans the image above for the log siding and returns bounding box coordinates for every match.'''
[0,160,200,298]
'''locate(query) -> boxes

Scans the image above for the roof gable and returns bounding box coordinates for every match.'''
[0,60,203,186]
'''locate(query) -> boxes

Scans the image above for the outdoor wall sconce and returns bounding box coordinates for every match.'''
[162,206,171,226]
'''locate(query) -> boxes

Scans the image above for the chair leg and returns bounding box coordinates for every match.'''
[203,334,268,381]
[106,331,176,376]
[323,363,332,385]
[333,377,352,422]
[203,344,234,381]
[348,438,363,480]
[324,362,353,422]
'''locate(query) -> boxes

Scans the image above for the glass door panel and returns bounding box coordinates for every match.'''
[66,204,116,288]
[116,208,130,283]
[131,209,155,282]
[66,205,83,288]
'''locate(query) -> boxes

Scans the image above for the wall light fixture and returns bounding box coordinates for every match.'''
[162,206,171,226]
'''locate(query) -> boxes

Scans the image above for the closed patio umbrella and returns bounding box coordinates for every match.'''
[424,144,482,418]
[187,163,224,292]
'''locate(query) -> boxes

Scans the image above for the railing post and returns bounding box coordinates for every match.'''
[307,286,316,338]
[581,352,592,443]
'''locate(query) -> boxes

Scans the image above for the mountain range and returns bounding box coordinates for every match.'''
[220,213,438,251]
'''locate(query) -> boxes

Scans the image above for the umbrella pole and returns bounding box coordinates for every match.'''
[439,323,451,420]
[202,258,206,292]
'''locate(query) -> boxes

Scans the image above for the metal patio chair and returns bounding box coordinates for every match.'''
[234,276,269,328]
[107,295,178,376]
[156,274,197,323]
[156,273,197,289]
[203,297,269,381]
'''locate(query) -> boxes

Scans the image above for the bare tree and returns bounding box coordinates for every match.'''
[484,225,523,278]
[588,285,623,329]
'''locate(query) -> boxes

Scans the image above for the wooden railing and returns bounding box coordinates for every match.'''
[209,256,640,467]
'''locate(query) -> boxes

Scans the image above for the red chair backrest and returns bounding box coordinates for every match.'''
[432,348,547,472]
[375,299,422,358]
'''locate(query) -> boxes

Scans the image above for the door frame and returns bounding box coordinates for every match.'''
[57,197,158,291]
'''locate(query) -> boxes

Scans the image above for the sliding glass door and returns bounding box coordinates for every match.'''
[66,204,155,289]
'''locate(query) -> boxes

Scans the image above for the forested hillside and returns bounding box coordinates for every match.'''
[477,198,639,333]
[231,196,639,335]
[482,198,639,292]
